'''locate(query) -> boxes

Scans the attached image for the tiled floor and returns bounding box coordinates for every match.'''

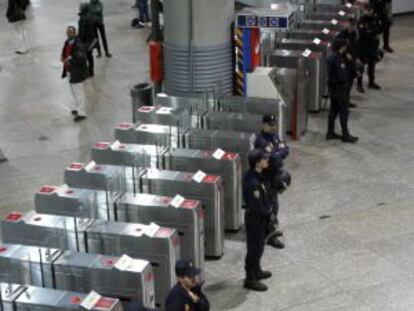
[1,1,414,310]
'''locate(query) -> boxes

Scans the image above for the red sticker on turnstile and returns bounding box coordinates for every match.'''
[69,162,84,171]
[5,212,23,221]
[145,272,154,282]
[223,152,238,160]
[138,106,155,113]
[94,142,111,149]
[70,296,81,304]
[0,247,7,252]
[104,259,114,266]
[39,185,58,194]
[180,199,198,209]
[202,175,219,184]
[95,298,115,308]
[117,122,134,130]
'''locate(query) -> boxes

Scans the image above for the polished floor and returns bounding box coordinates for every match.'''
[1,1,414,310]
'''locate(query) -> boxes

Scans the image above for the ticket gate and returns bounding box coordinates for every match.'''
[0,244,154,307]
[33,182,205,266]
[298,19,346,32]
[265,49,323,112]
[2,212,178,308]
[202,111,262,134]
[91,142,167,169]
[287,28,338,42]
[115,122,185,149]
[183,129,256,172]
[0,283,123,311]
[134,105,194,129]
[164,149,242,231]
[138,168,224,259]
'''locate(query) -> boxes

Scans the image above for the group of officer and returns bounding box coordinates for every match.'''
[326,1,394,143]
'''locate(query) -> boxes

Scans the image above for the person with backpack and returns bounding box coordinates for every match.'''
[6,0,31,54]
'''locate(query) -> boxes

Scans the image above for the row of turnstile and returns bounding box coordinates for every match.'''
[0,2,362,310]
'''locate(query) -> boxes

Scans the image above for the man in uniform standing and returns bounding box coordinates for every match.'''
[371,0,394,53]
[326,39,359,143]
[254,115,289,249]
[357,4,383,90]
[243,149,273,292]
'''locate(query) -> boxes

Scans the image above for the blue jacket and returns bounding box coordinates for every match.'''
[165,283,210,311]
[327,52,350,97]
[243,169,272,219]
[254,131,289,160]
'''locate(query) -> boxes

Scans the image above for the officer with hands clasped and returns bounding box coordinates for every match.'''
[255,114,290,249]
[165,260,210,311]
[243,149,273,292]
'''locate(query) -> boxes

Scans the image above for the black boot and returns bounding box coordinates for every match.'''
[342,135,359,143]
[256,270,272,280]
[368,82,381,90]
[267,237,285,249]
[244,278,268,291]
[326,132,342,140]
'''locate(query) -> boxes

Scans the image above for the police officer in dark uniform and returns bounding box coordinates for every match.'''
[337,17,365,96]
[165,260,210,311]
[254,114,289,249]
[357,4,383,90]
[243,149,273,292]
[326,39,359,143]
[371,0,394,53]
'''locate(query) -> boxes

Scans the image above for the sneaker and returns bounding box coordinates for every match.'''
[326,133,342,140]
[73,115,86,122]
[267,237,285,249]
[256,270,272,280]
[368,83,381,90]
[384,46,394,53]
[71,110,78,116]
[349,102,357,108]
[357,85,365,93]
[244,279,268,292]
[342,135,359,143]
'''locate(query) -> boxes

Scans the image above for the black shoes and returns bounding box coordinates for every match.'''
[74,115,86,122]
[368,83,381,90]
[326,133,342,140]
[357,85,365,93]
[349,102,357,108]
[96,53,102,58]
[384,46,394,53]
[342,135,359,143]
[105,53,112,58]
[244,279,268,292]
[71,110,78,116]
[257,270,272,280]
[267,237,285,249]
[274,229,283,237]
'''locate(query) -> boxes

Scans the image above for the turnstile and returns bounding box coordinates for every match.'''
[287,28,338,43]
[115,122,185,149]
[0,244,154,307]
[91,142,166,169]
[134,105,193,129]
[298,19,346,32]
[265,49,323,112]
[164,148,242,231]
[183,129,256,172]
[2,212,178,308]
[138,168,224,258]
[202,111,262,134]
[0,283,123,311]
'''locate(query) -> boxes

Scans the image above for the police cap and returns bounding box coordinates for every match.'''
[262,114,277,126]
[175,260,201,277]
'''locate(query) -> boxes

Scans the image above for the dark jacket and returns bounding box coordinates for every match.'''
[336,29,359,59]
[78,9,97,50]
[61,37,88,83]
[327,52,350,97]
[371,0,392,23]
[357,14,383,58]
[89,0,104,25]
[254,131,290,160]
[243,169,272,219]
[6,0,29,23]
[165,283,210,311]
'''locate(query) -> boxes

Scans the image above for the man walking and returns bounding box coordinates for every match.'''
[6,0,31,54]
[89,0,112,58]
[61,26,88,122]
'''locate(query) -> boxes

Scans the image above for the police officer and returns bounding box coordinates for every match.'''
[337,17,365,96]
[326,39,359,143]
[165,260,210,311]
[254,114,289,249]
[243,149,273,292]
[371,0,394,53]
[357,4,383,90]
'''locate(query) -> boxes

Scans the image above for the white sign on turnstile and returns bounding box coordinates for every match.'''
[331,19,338,25]
[81,291,102,310]
[192,170,206,183]
[114,254,134,271]
[212,149,225,160]
[322,28,330,35]
[313,38,321,45]
[170,195,185,208]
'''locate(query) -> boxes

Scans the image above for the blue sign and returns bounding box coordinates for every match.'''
[259,16,268,27]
